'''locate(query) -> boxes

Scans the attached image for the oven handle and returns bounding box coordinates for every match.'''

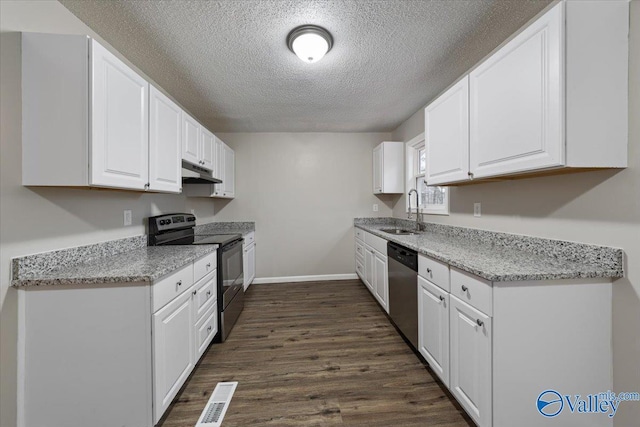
[222,238,244,252]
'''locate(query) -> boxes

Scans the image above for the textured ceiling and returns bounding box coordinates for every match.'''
[60,0,552,132]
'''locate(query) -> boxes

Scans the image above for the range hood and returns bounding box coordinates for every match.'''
[182,161,222,184]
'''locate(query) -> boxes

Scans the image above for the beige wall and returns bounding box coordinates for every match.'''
[391,3,640,424]
[214,132,393,279]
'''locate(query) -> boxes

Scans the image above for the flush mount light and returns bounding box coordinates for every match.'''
[287,25,333,63]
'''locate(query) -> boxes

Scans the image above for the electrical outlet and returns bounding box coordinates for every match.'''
[373,204,379,212]
[123,210,132,226]
[473,203,481,217]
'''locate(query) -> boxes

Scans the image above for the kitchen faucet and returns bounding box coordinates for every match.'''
[407,188,421,231]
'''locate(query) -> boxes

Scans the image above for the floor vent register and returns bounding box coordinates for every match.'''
[195,382,238,427]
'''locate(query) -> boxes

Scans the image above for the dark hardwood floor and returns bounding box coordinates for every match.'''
[159,280,474,426]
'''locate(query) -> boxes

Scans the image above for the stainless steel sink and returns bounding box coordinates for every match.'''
[380,228,418,235]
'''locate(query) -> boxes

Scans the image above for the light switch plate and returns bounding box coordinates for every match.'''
[373,204,379,212]
[123,210,132,226]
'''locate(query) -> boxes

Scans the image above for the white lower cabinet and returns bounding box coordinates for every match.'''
[243,233,256,290]
[417,276,450,387]
[372,250,388,312]
[449,295,492,427]
[17,250,220,427]
[152,289,195,422]
[415,259,614,427]
[355,229,389,313]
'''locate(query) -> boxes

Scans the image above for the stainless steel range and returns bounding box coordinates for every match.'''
[148,213,244,341]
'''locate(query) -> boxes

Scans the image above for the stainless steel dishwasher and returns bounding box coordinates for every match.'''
[387,241,418,349]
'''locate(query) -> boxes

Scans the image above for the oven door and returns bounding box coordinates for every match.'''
[221,238,244,310]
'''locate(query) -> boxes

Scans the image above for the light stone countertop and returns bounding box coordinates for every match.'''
[12,245,217,287]
[355,219,623,282]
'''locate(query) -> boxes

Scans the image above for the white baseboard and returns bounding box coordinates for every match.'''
[252,273,358,285]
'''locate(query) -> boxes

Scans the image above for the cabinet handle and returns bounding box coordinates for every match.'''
[439,295,445,301]
[206,290,212,297]
[206,263,211,268]
[144,183,150,190]
[467,172,474,179]
[476,319,484,327]
[192,290,197,296]
[207,326,212,333]
[177,280,182,287]
[426,268,432,273]
[461,285,468,292]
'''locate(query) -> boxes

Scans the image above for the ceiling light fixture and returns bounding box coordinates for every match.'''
[287,25,333,64]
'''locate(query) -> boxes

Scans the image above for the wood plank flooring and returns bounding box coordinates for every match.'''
[158,280,473,426]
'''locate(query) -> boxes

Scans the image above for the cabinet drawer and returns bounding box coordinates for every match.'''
[355,239,365,262]
[243,232,255,246]
[153,264,194,313]
[195,304,218,360]
[193,270,217,323]
[355,228,365,241]
[355,258,365,280]
[194,252,216,283]
[450,267,493,316]
[418,254,450,292]
[364,231,387,255]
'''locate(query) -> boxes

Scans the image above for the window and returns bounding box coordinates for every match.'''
[406,133,449,215]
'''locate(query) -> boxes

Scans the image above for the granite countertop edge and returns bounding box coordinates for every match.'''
[355,224,623,282]
[12,245,218,288]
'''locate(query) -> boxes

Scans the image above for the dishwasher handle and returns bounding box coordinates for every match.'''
[387,241,418,271]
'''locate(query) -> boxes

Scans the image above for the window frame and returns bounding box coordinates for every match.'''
[405,133,449,216]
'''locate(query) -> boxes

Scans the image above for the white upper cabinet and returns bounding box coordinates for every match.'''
[469,4,563,179]
[183,138,235,199]
[222,142,235,198]
[181,114,215,172]
[424,1,628,185]
[149,86,182,193]
[181,113,201,167]
[201,128,216,172]
[21,33,190,193]
[425,77,470,185]
[91,40,149,190]
[373,141,404,194]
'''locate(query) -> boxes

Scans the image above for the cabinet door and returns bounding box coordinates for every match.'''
[152,290,195,423]
[213,138,224,196]
[90,39,148,190]
[373,144,383,193]
[469,3,563,178]
[243,243,256,290]
[425,77,469,185]
[200,128,215,172]
[223,143,235,198]
[418,276,450,387]
[449,295,492,427]
[364,246,375,292]
[182,113,201,166]
[149,86,182,193]
[374,251,389,313]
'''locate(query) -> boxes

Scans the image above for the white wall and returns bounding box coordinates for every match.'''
[0,2,216,425]
[391,3,640,425]
[214,132,392,279]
